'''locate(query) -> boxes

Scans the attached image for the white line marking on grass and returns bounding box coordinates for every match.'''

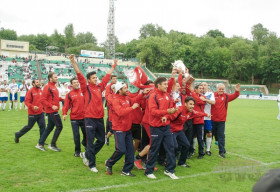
[68,171,223,192]
[226,152,265,165]
[212,148,280,166]
[262,161,280,166]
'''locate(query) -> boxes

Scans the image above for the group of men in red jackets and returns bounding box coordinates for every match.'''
[14,54,240,179]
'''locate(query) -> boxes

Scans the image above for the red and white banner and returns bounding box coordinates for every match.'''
[127,67,153,89]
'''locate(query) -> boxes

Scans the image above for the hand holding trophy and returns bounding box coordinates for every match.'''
[172,60,195,85]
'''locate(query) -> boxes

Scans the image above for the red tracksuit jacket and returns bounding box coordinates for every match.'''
[41,82,62,114]
[77,72,110,119]
[148,88,172,127]
[25,87,43,115]
[169,107,207,133]
[112,93,144,131]
[189,91,206,125]
[211,91,240,122]
[105,83,113,102]
[62,88,85,120]
[107,92,115,122]
[141,89,154,126]
[127,91,145,124]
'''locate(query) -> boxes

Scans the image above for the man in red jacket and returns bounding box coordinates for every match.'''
[105,84,116,145]
[188,84,206,159]
[105,82,147,176]
[62,77,86,157]
[70,54,116,173]
[145,77,179,180]
[105,75,117,145]
[36,72,63,152]
[211,83,240,158]
[15,79,45,144]
[169,96,210,167]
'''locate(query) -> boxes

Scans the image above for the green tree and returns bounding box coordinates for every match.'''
[137,36,172,71]
[191,36,217,77]
[229,39,255,81]
[64,24,76,48]
[139,24,166,39]
[260,52,280,85]
[76,32,97,46]
[34,34,50,51]
[18,34,36,45]
[50,30,65,52]
[0,28,17,40]
[206,29,225,38]
[251,23,269,45]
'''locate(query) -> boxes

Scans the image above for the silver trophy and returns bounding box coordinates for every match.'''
[172,60,195,85]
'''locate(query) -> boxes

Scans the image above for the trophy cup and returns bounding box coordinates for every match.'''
[172,60,195,85]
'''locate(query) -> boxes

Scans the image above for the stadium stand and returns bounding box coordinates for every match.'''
[0,56,271,96]
[230,84,269,95]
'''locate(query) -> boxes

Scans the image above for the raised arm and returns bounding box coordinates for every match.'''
[99,59,117,90]
[69,54,87,93]
[69,54,81,74]
[228,83,240,102]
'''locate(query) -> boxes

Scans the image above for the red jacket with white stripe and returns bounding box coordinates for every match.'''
[148,88,172,127]
[77,72,110,119]
[211,91,240,122]
[107,92,115,122]
[41,82,62,114]
[62,88,85,120]
[112,93,144,131]
[127,91,145,124]
[25,87,43,115]
[169,107,207,133]
[105,83,114,102]
[190,91,206,125]
[141,90,154,125]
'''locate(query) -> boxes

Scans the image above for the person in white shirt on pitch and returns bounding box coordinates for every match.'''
[19,80,29,110]
[9,78,19,111]
[0,80,9,110]
[277,91,280,120]
[59,83,70,110]
[200,82,216,156]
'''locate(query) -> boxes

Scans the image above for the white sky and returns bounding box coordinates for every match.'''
[0,0,279,44]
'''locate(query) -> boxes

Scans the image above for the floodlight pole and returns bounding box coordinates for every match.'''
[106,0,115,59]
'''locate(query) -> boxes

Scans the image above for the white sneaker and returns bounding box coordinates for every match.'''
[80,152,85,159]
[81,152,89,166]
[89,167,98,173]
[48,145,61,152]
[164,170,179,179]
[35,144,47,151]
[146,173,157,179]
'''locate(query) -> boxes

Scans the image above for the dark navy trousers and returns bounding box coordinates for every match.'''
[106,130,134,173]
[39,112,63,146]
[16,112,45,142]
[191,124,204,155]
[173,130,190,165]
[71,119,86,153]
[84,118,105,168]
[212,121,226,154]
[145,125,176,174]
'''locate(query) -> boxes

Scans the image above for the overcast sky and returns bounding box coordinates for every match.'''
[0,0,279,44]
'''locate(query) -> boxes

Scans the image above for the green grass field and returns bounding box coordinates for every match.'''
[0,99,279,192]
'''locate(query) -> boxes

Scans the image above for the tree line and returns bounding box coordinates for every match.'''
[0,23,279,86]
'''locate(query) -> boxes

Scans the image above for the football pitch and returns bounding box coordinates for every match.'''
[0,99,279,192]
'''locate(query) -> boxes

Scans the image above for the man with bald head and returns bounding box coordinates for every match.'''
[211,83,240,158]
